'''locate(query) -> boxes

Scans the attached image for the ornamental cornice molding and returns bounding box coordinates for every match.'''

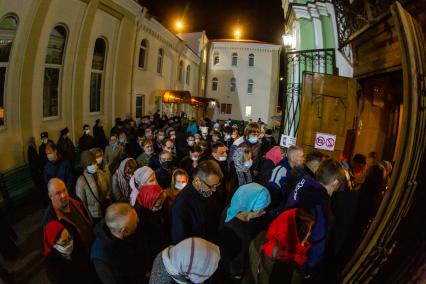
[292,2,330,20]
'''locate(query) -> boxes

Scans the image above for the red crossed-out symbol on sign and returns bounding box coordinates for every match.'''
[326,138,335,148]
[316,136,325,146]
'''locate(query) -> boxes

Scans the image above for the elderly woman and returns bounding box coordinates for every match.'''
[44,221,99,284]
[76,151,111,223]
[219,183,271,279]
[149,237,220,284]
[111,158,137,202]
[129,166,157,206]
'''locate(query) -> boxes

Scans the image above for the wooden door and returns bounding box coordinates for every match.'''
[297,73,357,159]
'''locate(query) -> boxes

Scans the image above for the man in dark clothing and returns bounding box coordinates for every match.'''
[39,131,53,168]
[57,127,76,168]
[155,151,175,189]
[209,142,230,208]
[93,119,108,150]
[42,178,93,253]
[170,160,224,244]
[78,124,95,152]
[284,158,345,275]
[43,142,75,195]
[91,203,147,284]
[260,129,277,155]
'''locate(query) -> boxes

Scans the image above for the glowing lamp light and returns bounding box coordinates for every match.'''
[234,28,242,39]
[282,33,295,50]
[175,20,184,31]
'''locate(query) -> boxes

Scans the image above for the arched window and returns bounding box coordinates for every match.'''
[157,48,164,74]
[186,65,191,85]
[213,51,219,65]
[247,79,254,94]
[232,52,238,66]
[0,15,18,126]
[178,60,183,82]
[249,53,255,67]
[212,77,218,91]
[138,39,148,69]
[230,78,236,92]
[43,25,67,118]
[90,38,107,113]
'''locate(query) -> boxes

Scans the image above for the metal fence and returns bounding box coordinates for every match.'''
[281,48,337,136]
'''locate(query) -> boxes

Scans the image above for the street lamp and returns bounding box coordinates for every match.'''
[234,28,242,39]
[175,20,184,32]
[282,33,295,50]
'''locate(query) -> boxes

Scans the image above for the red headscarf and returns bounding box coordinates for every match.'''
[265,146,284,166]
[43,221,65,256]
[261,208,311,267]
[136,184,164,210]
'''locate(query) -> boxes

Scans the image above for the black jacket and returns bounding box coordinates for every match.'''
[78,134,95,152]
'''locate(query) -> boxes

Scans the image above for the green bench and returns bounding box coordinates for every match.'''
[0,165,37,207]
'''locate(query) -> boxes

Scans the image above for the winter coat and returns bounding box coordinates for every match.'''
[91,221,148,284]
[78,134,95,152]
[76,171,111,219]
[43,159,75,194]
[57,137,76,166]
[104,144,123,166]
[93,125,108,150]
[170,184,219,244]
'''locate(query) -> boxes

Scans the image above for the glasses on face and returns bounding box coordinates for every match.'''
[199,178,221,190]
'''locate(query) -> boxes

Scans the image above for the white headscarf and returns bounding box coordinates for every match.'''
[129,166,154,206]
[161,237,220,284]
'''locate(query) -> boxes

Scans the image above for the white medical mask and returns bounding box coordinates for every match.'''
[84,129,90,135]
[96,157,103,165]
[174,182,187,190]
[145,132,152,137]
[190,156,199,161]
[87,164,97,174]
[42,138,48,144]
[170,135,176,140]
[144,149,153,155]
[47,153,57,162]
[248,136,258,144]
[224,135,231,141]
[244,159,253,168]
[187,140,194,146]
[54,239,73,256]
[217,156,227,162]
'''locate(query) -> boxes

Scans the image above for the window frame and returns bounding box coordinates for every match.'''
[232,52,238,66]
[230,77,236,92]
[138,39,148,70]
[178,60,183,82]
[186,64,191,85]
[245,105,252,117]
[248,53,255,67]
[213,51,219,65]
[157,48,164,75]
[212,77,218,91]
[247,79,254,94]
[89,37,107,114]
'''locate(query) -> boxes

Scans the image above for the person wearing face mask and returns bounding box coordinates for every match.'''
[232,148,254,187]
[111,158,137,202]
[163,169,189,203]
[209,142,230,209]
[170,160,223,244]
[136,139,155,167]
[90,148,111,182]
[154,130,166,153]
[76,151,111,224]
[44,221,100,284]
[57,127,77,168]
[126,130,144,159]
[39,131,54,168]
[134,184,169,267]
[156,151,175,189]
[104,134,124,170]
[91,203,149,283]
[193,133,202,145]
[180,145,202,176]
[43,142,75,195]
[261,129,278,155]
[176,134,194,160]
[129,166,157,206]
[219,183,271,280]
[258,146,285,187]
[223,127,234,148]
[78,124,95,153]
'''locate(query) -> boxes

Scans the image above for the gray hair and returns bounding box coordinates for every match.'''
[105,203,134,232]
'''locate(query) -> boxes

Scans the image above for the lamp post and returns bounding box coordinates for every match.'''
[279,33,295,145]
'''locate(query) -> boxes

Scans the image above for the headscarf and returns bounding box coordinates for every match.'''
[130,166,155,206]
[136,184,163,210]
[265,146,283,166]
[261,208,311,267]
[114,158,134,201]
[161,237,220,284]
[225,183,271,222]
[43,221,65,256]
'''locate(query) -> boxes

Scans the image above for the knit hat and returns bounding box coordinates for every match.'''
[43,221,65,256]
[80,150,95,167]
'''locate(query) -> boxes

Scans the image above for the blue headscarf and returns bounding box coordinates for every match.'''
[225,183,271,223]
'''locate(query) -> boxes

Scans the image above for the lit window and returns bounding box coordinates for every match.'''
[213,51,219,65]
[138,39,148,68]
[212,77,218,91]
[0,15,18,126]
[186,65,191,85]
[245,105,252,117]
[249,53,255,67]
[232,52,238,66]
[178,61,183,82]
[90,38,107,113]
[43,25,67,118]
[230,78,236,92]
[247,79,254,94]
[157,48,164,74]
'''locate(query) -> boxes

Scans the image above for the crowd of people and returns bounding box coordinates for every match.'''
[23,112,392,284]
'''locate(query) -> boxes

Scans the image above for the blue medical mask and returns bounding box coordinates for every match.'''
[87,164,97,174]
[244,159,253,168]
[248,136,258,144]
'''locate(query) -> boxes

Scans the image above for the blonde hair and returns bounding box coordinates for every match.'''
[244,122,261,137]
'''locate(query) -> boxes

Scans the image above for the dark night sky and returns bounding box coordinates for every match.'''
[138,0,284,44]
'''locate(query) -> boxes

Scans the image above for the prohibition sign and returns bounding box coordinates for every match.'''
[326,138,335,148]
[316,136,325,146]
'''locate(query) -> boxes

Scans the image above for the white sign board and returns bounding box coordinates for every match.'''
[280,134,297,148]
[314,132,336,151]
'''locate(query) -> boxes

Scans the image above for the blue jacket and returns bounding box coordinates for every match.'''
[268,157,292,194]
[285,175,333,271]
[43,159,75,194]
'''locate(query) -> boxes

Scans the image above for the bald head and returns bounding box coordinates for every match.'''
[105,203,139,239]
[47,178,70,210]
[287,146,304,168]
